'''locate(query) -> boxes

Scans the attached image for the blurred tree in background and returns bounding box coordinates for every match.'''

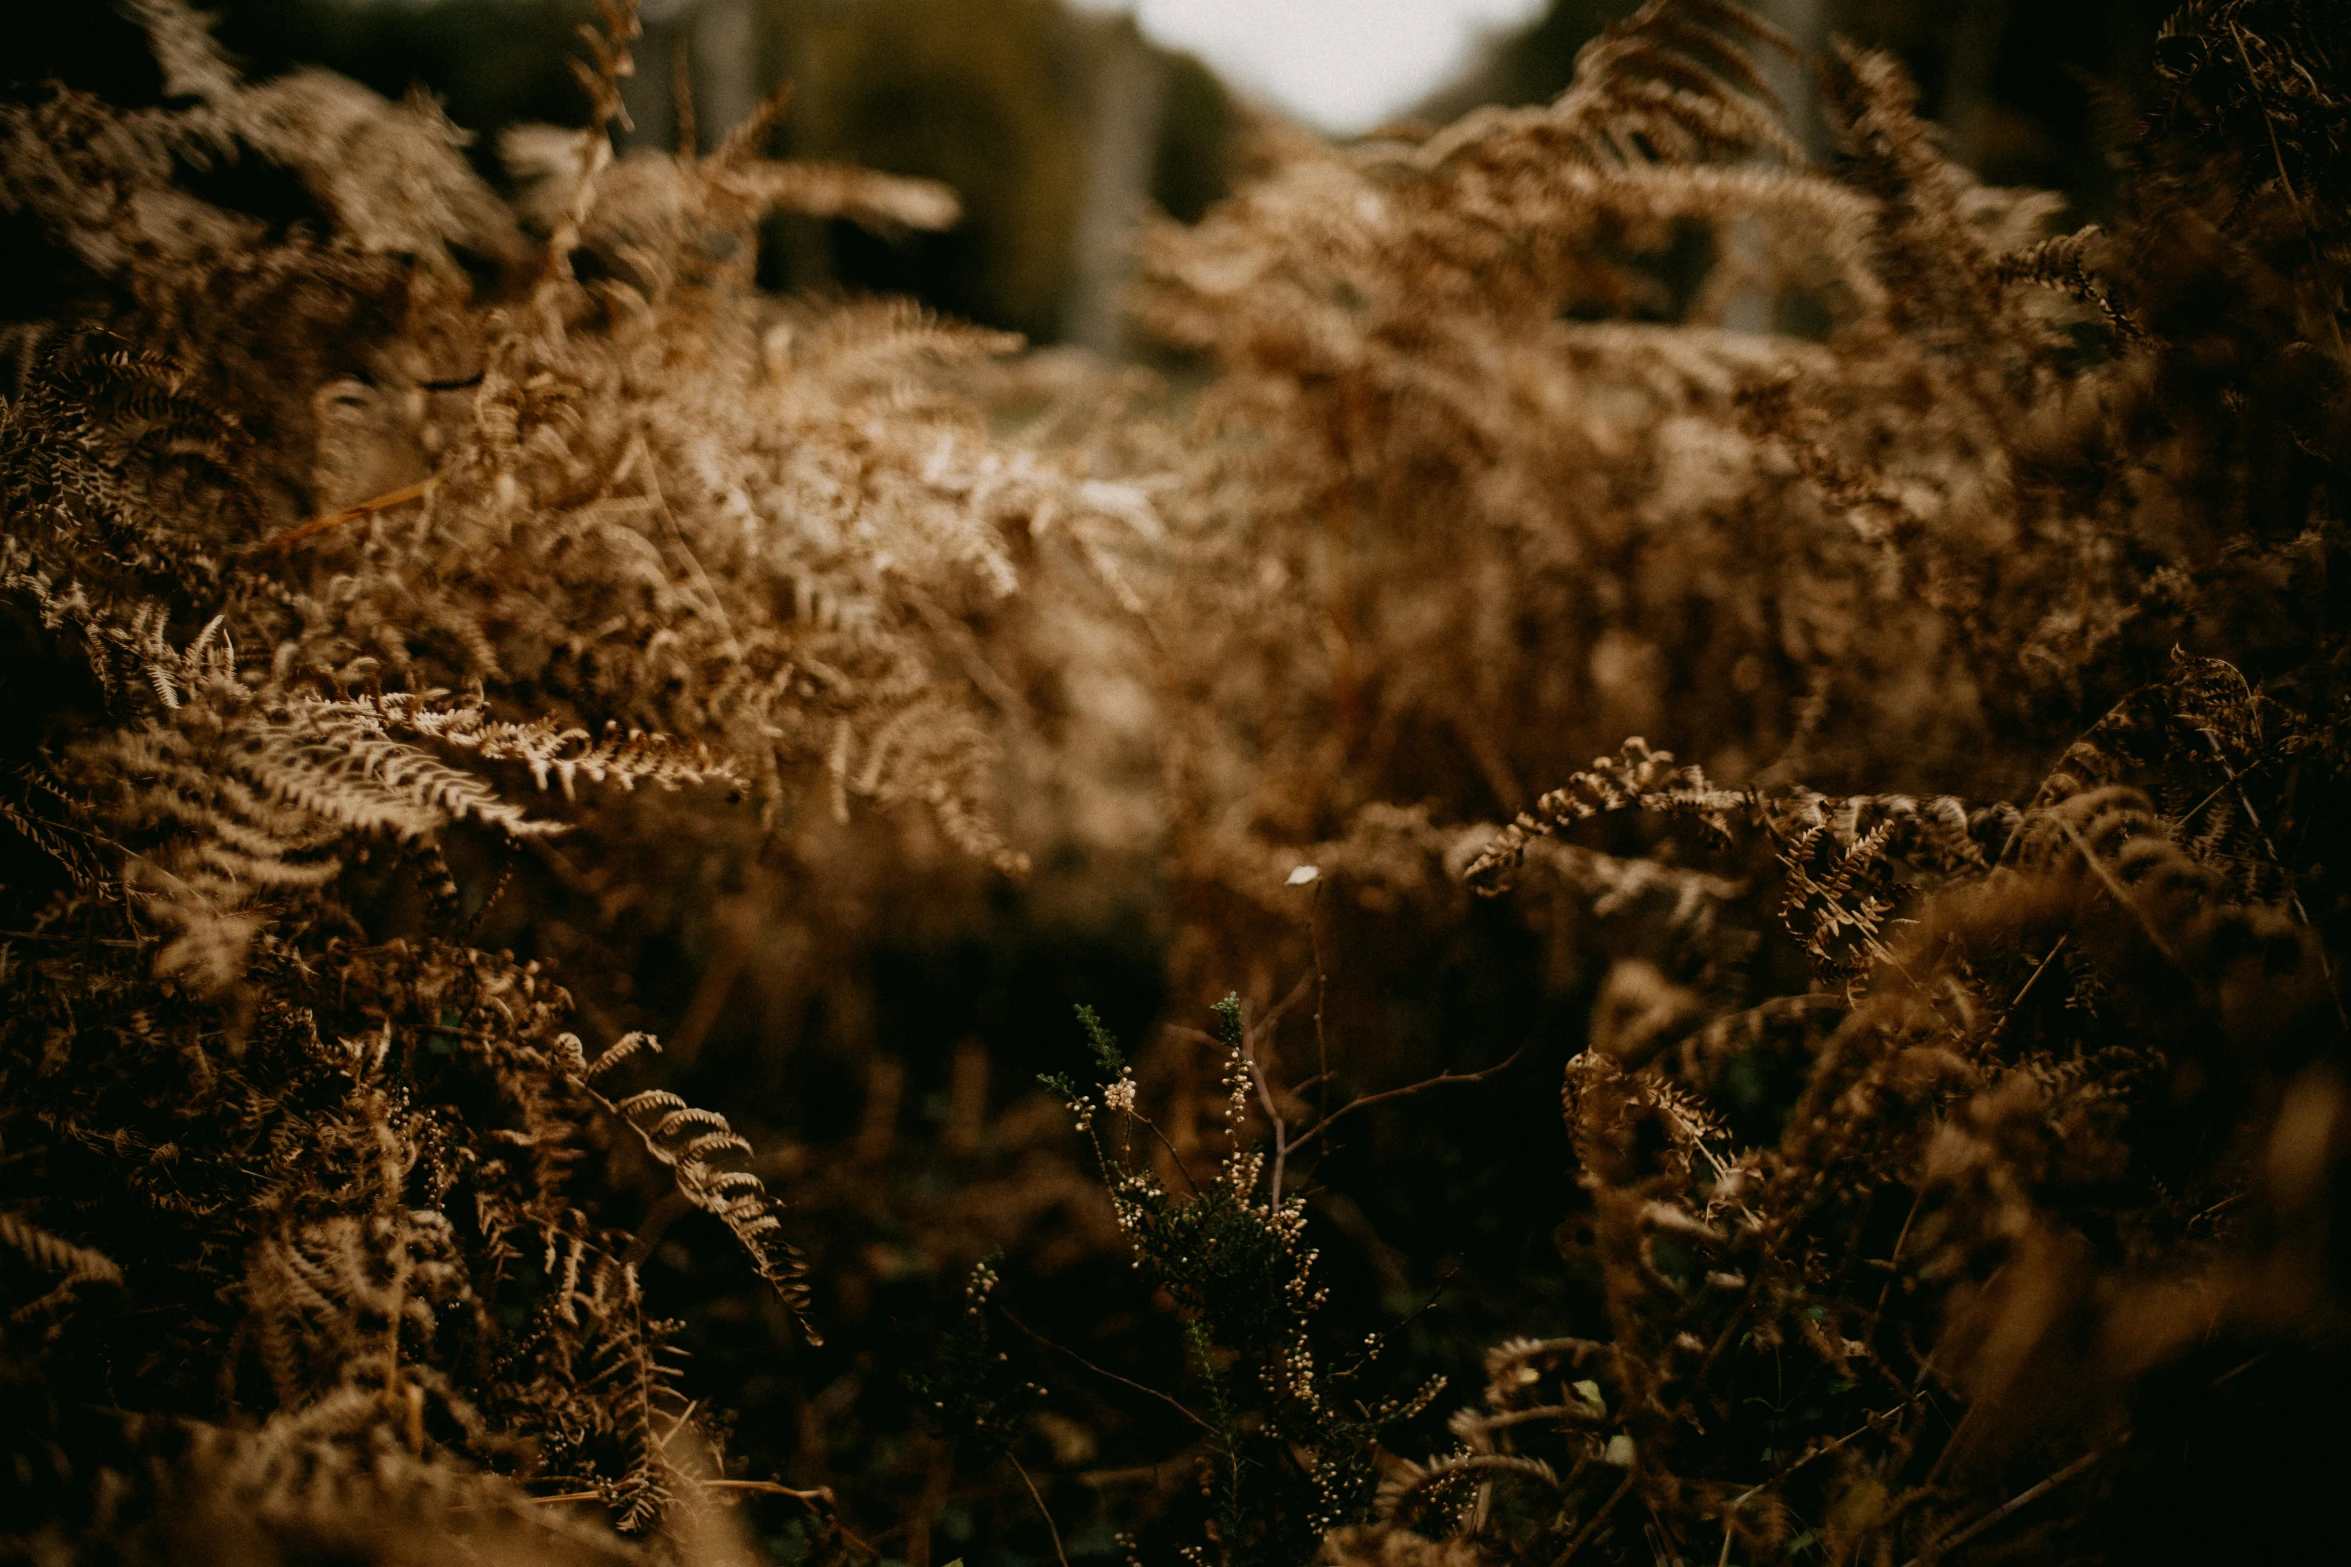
[755,0,1080,343]
[2,0,1237,344]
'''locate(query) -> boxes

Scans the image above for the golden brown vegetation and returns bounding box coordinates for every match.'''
[2,1,2346,1564]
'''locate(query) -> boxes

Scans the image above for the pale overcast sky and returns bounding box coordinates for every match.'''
[1091,0,1550,131]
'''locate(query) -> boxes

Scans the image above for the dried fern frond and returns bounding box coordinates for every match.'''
[0,1,1152,1550]
[592,1069,819,1338]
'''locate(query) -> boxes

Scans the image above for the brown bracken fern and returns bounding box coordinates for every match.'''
[6,0,2349,1562]
[0,0,1147,1556]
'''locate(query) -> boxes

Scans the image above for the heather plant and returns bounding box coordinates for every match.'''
[1022,998,1452,1563]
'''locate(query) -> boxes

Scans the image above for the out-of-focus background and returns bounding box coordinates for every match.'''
[11,1,2163,350]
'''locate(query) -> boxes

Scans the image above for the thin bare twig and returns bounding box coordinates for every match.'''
[997,1305,1216,1434]
[1007,1454,1072,1567]
[2004,935,2068,1019]
[1137,1110,1205,1195]
[1864,1183,1930,1345]
[1556,1466,1638,1566]
[1287,1046,1527,1153]
[1257,965,1319,1036]
[1240,1003,1296,1202]
[2057,819,2183,968]
[2209,1350,2268,1388]
[1897,1444,2111,1567]
[1392,1262,1460,1336]
[701,1478,835,1502]
[262,477,435,551]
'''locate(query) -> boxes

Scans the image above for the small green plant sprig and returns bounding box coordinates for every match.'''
[1044,999,1443,1564]
[906,1254,1078,1566]
[908,1253,1044,1462]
